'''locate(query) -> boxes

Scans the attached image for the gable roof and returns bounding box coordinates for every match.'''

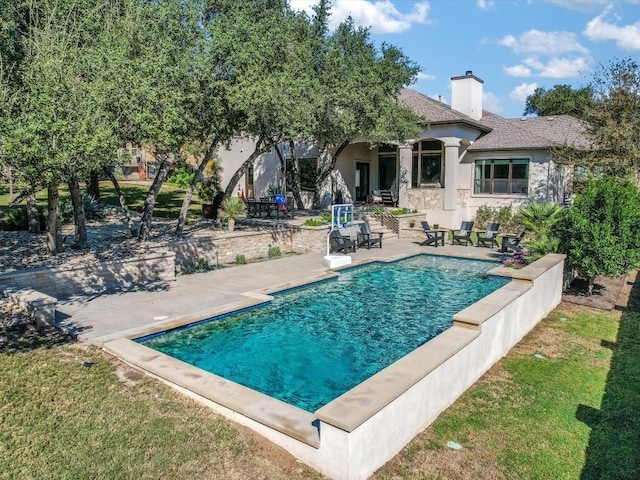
[398,89,490,132]
[399,88,589,152]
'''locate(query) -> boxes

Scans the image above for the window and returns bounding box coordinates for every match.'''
[474,158,529,195]
[411,140,443,187]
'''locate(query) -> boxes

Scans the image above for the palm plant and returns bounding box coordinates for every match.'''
[217,196,247,232]
[516,202,564,238]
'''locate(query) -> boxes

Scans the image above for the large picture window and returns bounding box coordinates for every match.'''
[474,158,529,195]
[411,140,443,188]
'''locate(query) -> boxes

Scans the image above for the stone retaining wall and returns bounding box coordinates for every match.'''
[149,225,328,271]
[0,252,176,300]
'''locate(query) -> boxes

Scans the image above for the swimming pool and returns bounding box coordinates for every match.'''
[139,255,508,412]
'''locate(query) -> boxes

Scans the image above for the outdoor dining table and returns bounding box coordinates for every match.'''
[246,198,293,220]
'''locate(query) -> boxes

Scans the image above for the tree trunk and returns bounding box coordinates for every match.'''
[312,139,350,209]
[283,140,304,210]
[227,217,235,232]
[86,170,100,201]
[587,275,595,296]
[223,135,270,198]
[104,166,134,238]
[68,175,88,249]
[46,185,62,255]
[175,141,218,236]
[27,193,40,234]
[138,151,174,242]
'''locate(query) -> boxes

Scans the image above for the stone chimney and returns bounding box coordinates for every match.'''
[451,70,484,121]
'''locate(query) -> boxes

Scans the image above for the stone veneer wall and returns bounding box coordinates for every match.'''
[0,227,330,300]
[407,188,444,210]
[147,226,328,271]
[0,252,176,300]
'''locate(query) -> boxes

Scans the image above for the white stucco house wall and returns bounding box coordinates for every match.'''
[216,71,589,229]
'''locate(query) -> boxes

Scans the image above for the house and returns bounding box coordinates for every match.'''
[215,71,589,228]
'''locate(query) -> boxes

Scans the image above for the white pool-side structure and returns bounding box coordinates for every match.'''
[104,253,566,480]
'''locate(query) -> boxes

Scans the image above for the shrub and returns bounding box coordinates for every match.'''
[0,207,28,231]
[558,177,640,294]
[320,213,331,223]
[390,208,411,216]
[303,219,324,226]
[235,254,247,264]
[473,204,522,233]
[217,197,247,232]
[59,194,103,224]
[474,205,493,229]
[268,246,282,258]
[83,194,104,220]
[166,162,195,189]
[516,202,563,238]
[195,258,209,272]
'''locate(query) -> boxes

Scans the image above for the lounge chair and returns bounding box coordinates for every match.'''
[329,229,356,254]
[451,220,474,246]
[380,189,397,206]
[477,222,500,249]
[500,231,525,253]
[357,222,383,249]
[420,221,441,247]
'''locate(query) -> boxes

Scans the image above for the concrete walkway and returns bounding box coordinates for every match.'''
[57,237,508,345]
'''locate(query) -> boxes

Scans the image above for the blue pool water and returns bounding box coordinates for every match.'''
[140,255,508,412]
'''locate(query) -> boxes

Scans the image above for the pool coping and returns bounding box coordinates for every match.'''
[102,252,567,480]
[103,254,512,442]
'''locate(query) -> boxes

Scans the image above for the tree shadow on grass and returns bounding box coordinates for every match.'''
[577,272,640,480]
[0,323,74,355]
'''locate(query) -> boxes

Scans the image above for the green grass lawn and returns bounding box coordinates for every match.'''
[0,181,204,221]
[1,283,638,479]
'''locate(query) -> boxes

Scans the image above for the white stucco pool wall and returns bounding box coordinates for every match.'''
[104,253,566,480]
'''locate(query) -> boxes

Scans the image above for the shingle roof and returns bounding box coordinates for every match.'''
[398,88,490,132]
[508,115,590,149]
[399,88,589,152]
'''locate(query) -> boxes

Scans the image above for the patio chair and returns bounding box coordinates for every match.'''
[477,222,501,249]
[357,221,383,249]
[420,221,440,247]
[329,229,357,254]
[380,190,397,206]
[500,231,525,253]
[451,220,474,246]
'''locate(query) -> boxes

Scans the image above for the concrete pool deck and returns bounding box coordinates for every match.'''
[57,237,508,344]
[57,239,567,480]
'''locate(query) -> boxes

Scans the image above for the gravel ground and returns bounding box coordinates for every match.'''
[0,208,223,327]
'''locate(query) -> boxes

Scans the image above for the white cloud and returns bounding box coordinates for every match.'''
[476,0,495,9]
[544,0,610,12]
[482,91,503,113]
[510,82,538,102]
[498,29,589,55]
[416,72,435,81]
[290,0,431,34]
[505,56,591,78]
[584,7,640,50]
[504,65,533,77]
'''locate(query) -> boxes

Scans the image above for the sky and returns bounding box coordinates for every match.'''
[290,0,640,118]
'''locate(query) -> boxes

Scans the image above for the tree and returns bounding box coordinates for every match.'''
[558,177,640,294]
[523,84,594,118]
[552,58,640,188]
[211,0,320,201]
[309,7,422,208]
[0,0,121,253]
